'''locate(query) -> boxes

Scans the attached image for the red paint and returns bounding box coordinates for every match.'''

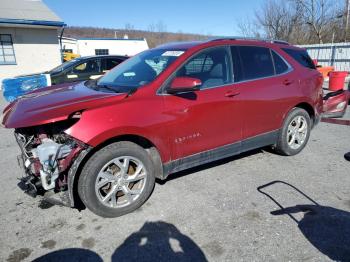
[59,146,83,172]
[323,91,349,117]
[2,40,344,163]
[170,76,202,89]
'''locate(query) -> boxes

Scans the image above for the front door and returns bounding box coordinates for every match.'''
[163,46,243,160]
[66,58,102,82]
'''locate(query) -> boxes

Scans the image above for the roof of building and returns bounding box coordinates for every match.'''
[0,0,64,27]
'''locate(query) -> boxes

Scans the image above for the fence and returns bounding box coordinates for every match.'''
[298,42,350,72]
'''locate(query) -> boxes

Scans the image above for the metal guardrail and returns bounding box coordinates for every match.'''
[298,42,350,71]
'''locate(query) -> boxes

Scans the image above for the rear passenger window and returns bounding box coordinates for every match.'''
[237,46,274,81]
[272,51,289,74]
[282,48,316,69]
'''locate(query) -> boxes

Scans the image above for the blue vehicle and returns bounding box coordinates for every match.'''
[2,74,50,102]
[2,55,128,102]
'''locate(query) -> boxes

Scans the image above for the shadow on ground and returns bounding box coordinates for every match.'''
[32,221,207,262]
[258,180,350,262]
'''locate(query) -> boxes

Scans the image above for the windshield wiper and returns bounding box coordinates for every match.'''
[126,87,138,97]
[97,84,121,93]
[85,80,120,93]
[86,80,138,96]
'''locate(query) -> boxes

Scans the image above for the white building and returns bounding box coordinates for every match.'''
[60,37,78,54]
[0,0,64,82]
[61,37,149,57]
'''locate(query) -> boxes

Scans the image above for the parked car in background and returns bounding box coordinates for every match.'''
[1,55,128,102]
[2,38,348,218]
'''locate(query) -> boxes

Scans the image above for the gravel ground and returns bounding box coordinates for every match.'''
[0,96,349,262]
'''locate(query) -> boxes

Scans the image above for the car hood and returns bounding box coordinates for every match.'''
[2,81,125,128]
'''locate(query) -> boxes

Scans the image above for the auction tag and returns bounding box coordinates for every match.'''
[123,72,136,77]
[162,51,184,57]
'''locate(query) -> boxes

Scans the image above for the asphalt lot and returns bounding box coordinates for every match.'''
[0,96,349,262]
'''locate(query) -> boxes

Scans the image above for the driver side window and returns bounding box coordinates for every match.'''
[72,59,101,74]
[176,47,232,89]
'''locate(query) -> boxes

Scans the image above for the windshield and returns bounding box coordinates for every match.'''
[50,58,81,74]
[97,49,185,90]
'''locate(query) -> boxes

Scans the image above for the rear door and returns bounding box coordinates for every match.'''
[230,45,299,140]
[163,46,243,160]
[101,57,125,74]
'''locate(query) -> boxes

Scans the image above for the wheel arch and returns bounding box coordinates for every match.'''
[294,102,315,126]
[68,134,164,209]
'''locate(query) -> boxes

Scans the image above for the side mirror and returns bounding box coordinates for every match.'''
[167,77,201,94]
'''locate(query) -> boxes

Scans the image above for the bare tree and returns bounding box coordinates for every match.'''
[156,21,167,33]
[293,0,337,43]
[236,16,261,37]
[244,0,346,44]
[124,23,135,31]
[255,0,302,41]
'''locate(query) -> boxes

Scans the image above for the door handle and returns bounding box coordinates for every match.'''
[283,79,294,86]
[224,90,240,97]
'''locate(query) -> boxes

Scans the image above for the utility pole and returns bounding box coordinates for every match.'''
[345,0,350,42]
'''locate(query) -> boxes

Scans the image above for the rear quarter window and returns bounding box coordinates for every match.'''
[282,48,316,69]
[272,51,289,74]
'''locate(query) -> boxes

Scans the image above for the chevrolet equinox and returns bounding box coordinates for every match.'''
[2,38,347,217]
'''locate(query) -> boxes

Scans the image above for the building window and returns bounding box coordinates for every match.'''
[0,34,16,65]
[63,49,73,53]
[95,49,109,55]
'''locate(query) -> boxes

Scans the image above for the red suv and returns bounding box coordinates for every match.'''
[2,38,348,217]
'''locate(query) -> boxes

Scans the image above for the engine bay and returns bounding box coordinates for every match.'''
[14,119,87,199]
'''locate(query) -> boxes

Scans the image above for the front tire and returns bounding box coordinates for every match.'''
[78,142,155,218]
[275,108,311,156]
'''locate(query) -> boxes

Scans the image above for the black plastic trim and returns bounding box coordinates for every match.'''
[162,130,279,179]
[67,147,92,207]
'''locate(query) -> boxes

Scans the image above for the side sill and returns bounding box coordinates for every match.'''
[162,130,279,179]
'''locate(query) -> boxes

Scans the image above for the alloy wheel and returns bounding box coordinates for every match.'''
[95,156,147,208]
[287,115,308,150]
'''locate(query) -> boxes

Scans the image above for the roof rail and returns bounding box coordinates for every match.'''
[208,36,290,45]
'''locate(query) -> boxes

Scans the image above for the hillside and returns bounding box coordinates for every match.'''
[63,26,210,48]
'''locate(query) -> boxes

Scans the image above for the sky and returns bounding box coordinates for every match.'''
[43,0,264,36]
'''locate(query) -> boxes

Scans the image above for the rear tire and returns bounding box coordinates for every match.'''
[78,142,155,218]
[275,108,311,156]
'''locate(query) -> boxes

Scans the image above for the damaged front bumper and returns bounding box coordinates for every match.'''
[15,130,91,207]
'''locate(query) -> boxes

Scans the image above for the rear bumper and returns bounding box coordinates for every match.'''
[322,90,349,119]
[322,110,347,119]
